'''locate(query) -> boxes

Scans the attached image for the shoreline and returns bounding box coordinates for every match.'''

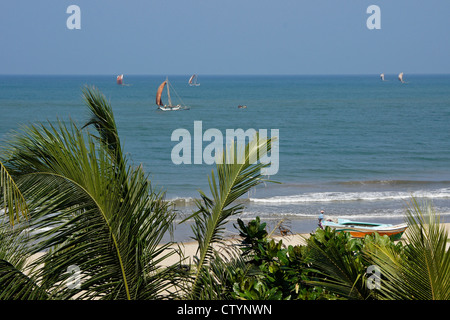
[26,222,450,272]
[163,213,427,244]
[161,222,450,268]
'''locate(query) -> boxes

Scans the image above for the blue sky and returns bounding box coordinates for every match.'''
[1,0,449,75]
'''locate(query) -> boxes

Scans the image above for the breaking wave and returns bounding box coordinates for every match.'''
[250,188,450,204]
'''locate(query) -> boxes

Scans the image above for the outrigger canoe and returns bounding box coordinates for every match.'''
[321,218,408,241]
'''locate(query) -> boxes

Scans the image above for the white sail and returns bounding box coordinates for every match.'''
[398,72,404,83]
[188,74,200,86]
[380,73,385,81]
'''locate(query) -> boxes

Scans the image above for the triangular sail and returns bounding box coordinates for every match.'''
[188,74,200,86]
[155,77,190,111]
[380,73,385,81]
[398,72,404,83]
[156,80,167,106]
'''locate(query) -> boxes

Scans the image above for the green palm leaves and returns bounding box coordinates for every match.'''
[305,199,450,300]
[367,199,450,300]
[0,86,176,299]
[184,134,277,299]
[0,86,276,300]
[0,161,28,225]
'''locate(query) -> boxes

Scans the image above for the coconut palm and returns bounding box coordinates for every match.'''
[0,86,178,299]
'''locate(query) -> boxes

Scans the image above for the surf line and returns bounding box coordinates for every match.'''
[170,121,279,175]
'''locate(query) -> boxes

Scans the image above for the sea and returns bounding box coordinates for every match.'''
[1,74,450,242]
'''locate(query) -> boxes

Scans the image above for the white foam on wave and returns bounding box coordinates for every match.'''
[250,188,450,204]
[241,209,450,220]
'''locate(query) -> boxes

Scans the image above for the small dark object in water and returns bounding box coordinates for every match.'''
[238,105,247,109]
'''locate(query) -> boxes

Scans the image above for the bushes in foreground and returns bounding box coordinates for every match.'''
[230,199,450,301]
[230,217,405,300]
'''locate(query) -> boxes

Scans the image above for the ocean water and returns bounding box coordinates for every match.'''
[1,74,450,240]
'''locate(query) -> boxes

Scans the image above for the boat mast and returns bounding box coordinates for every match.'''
[166,77,172,106]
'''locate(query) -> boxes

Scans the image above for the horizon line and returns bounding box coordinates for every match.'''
[1,72,450,77]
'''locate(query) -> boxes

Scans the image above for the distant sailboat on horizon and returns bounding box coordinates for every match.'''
[156,77,190,111]
[116,74,131,86]
[380,73,385,81]
[398,72,405,83]
[117,74,124,85]
[188,74,200,86]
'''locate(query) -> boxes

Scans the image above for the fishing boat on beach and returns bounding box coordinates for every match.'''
[156,77,190,111]
[321,218,408,240]
[188,74,200,86]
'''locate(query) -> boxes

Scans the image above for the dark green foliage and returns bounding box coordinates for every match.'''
[0,87,178,300]
[231,218,408,300]
[232,218,331,300]
[235,216,268,256]
[304,226,405,300]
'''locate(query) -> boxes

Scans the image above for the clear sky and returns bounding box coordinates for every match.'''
[1,0,449,75]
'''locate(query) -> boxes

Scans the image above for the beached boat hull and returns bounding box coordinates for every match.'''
[321,218,408,241]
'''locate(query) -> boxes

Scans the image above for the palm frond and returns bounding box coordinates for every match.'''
[367,198,450,300]
[1,89,177,300]
[0,219,48,300]
[81,85,131,201]
[187,134,277,299]
[81,86,121,155]
[304,229,369,300]
[0,161,28,225]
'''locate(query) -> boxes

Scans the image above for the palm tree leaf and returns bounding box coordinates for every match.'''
[0,161,28,225]
[304,230,368,300]
[366,198,450,300]
[188,134,277,299]
[81,86,121,154]
[1,88,177,300]
[0,216,48,300]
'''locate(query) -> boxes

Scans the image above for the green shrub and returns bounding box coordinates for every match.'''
[232,217,332,300]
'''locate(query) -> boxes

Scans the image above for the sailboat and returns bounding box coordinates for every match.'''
[398,72,405,83]
[188,74,200,86]
[380,73,385,81]
[117,74,124,85]
[116,74,131,86]
[156,77,190,111]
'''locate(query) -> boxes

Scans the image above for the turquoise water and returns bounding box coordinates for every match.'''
[1,74,450,238]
